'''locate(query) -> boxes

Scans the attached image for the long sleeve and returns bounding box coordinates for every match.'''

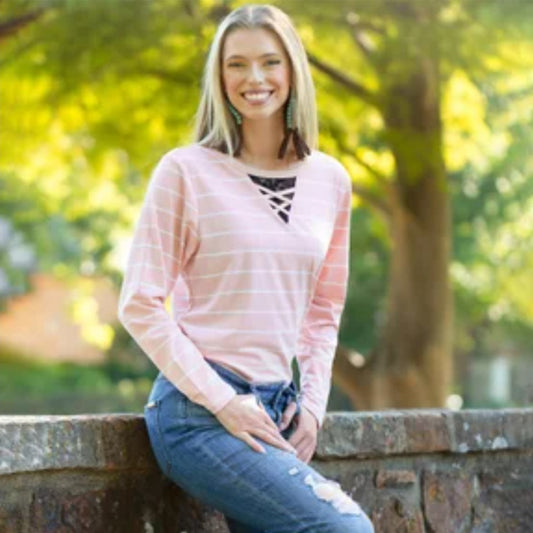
[295,168,352,428]
[117,153,237,414]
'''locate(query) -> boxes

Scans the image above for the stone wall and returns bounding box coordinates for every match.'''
[1,408,532,532]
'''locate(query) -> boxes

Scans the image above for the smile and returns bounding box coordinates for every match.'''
[241,90,274,103]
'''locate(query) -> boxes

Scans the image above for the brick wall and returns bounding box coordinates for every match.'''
[1,408,532,532]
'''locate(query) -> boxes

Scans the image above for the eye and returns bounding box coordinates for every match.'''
[265,59,281,66]
[227,62,245,68]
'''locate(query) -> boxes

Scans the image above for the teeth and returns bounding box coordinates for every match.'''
[244,91,272,101]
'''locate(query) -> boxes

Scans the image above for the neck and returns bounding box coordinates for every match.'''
[239,115,290,164]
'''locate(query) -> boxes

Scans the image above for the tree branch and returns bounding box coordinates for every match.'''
[346,12,376,59]
[351,182,391,218]
[351,150,391,188]
[306,50,379,108]
[0,9,45,41]
[335,137,393,192]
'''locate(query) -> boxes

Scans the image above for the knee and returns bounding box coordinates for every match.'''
[302,474,374,533]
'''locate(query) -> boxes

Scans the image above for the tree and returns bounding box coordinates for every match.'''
[1,0,532,408]
[280,0,533,408]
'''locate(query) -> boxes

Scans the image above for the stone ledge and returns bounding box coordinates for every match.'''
[1,408,532,475]
[1,408,532,532]
[318,407,533,458]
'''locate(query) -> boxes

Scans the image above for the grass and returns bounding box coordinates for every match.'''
[0,345,154,415]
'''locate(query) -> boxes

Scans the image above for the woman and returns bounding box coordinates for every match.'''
[118,4,374,532]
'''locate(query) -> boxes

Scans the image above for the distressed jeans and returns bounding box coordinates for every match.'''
[144,359,374,533]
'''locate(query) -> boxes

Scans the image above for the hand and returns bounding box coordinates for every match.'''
[216,394,298,456]
[280,403,318,463]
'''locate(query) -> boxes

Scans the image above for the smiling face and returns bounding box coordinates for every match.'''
[221,27,292,126]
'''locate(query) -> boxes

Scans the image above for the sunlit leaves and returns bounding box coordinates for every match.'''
[1,0,532,358]
[442,70,509,173]
[70,283,114,350]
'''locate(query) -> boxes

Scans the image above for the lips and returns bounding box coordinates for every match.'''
[241,90,274,103]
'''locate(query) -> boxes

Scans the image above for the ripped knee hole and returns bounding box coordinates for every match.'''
[304,474,362,516]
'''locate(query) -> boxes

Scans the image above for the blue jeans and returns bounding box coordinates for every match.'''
[144,359,374,533]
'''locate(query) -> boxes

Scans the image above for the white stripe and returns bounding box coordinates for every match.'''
[137,222,198,238]
[127,262,165,271]
[200,229,300,239]
[141,205,200,234]
[198,210,334,223]
[138,321,171,342]
[166,360,207,389]
[125,307,163,323]
[131,243,179,266]
[138,281,164,292]
[187,268,317,280]
[186,325,295,334]
[197,192,334,210]
[193,288,308,299]
[151,334,174,357]
[195,249,320,259]
[186,309,297,315]
[151,184,198,213]
[184,309,300,318]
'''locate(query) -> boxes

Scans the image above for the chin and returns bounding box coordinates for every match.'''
[242,104,285,122]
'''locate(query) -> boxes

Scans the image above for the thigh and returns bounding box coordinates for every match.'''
[145,391,373,533]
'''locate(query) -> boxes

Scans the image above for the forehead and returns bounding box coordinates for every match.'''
[222,27,287,59]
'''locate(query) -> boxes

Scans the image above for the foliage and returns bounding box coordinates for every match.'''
[0,343,153,414]
[0,0,532,408]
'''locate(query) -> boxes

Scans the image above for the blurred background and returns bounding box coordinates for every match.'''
[1,0,532,415]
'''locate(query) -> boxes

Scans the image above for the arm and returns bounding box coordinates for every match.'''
[295,165,352,429]
[117,153,237,414]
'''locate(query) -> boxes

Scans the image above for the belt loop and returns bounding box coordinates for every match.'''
[272,386,285,409]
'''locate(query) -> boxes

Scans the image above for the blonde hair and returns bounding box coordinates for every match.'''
[193,4,318,156]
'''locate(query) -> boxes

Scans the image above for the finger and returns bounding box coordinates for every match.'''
[255,427,297,454]
[279,401,298,430]
[303,447,315,464]
[301,441,316,462]
[292,435,315,460]
[243,396,283,436]
[261,410,283,434]
[239,432,266,454]
[288,430,308,449]
[263,428,298,454]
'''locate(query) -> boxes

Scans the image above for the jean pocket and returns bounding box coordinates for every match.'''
[159,391,188,420]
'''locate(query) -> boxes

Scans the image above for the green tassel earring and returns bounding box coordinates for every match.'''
[278,90,311,160]
[226,98,243,156]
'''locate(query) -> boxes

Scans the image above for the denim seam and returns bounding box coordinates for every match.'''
[154,399,173,475]
[187,440,301,528]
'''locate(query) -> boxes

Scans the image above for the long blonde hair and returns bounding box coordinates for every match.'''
[193,4,318,156]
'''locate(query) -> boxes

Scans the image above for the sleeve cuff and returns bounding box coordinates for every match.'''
[301,398,325,430]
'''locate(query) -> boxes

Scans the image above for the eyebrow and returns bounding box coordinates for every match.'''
[225,53,281,61]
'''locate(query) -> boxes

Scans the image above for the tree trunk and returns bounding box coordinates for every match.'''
[333,54,454,410]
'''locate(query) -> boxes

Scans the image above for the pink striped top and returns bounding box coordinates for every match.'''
[118,143,352,428]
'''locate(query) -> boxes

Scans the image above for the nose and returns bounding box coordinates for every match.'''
[249,62,265,83]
